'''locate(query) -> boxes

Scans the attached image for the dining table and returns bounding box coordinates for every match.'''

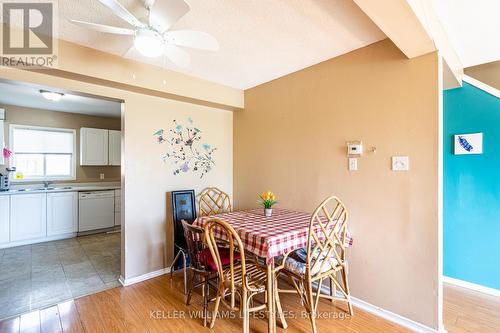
[193,207,353,333]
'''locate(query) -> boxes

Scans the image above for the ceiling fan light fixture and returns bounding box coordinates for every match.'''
[40,90,64,102]
[134,29,164,58]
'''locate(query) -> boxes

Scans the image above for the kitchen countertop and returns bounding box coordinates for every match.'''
[0,182,121,196]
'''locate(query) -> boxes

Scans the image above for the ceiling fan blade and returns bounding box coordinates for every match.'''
[98,0,145,28]
[149,0,190,32]
[164,30,219,51]
[69,19,135,35]
[164,44,191,68]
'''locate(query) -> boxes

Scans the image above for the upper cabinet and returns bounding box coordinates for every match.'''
[108,130,121,166]
[80,128,121,166]
[81,128,109,166]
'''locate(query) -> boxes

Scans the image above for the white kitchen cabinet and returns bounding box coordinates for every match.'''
[108,130,121,166]
[80,128,109,166]
[114,189,121,226]
[47,191,78,236]
[0,196,9,244]
[10,193,47,242]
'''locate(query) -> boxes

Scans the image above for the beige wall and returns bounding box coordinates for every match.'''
[465,60,500,90]
[235,39,439,329]
[123,95,233,278]
[1,104,121,183]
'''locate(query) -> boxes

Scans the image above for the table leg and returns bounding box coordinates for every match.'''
[274,273,288,329]
[267,259,276,333]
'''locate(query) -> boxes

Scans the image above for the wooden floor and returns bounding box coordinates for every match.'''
[0,275,498,333]
[443,283,500,333]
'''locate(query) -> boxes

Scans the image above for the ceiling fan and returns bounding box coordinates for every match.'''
[69,0,219,67]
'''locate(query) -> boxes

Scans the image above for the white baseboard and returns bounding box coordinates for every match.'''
[0,233,77,249]
[119,267,171,287]
[318,284,440,333]
[349,295,440,333]
[443,276,500,297]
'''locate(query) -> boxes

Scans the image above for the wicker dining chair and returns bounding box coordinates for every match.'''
[181,221,216,327]
[181,220,242,327]
[277,196,353,333]
[198,187,232,217]
[203,218,269,333]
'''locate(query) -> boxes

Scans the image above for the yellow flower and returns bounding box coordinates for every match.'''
[260,191,276,202]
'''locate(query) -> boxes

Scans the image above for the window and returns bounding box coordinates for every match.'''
[10,125,76,181]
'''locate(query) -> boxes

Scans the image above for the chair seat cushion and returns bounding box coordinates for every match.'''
[198,247,241,272]
[280,247,338,276]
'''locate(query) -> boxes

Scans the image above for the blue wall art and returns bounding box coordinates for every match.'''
[454,133,483,155]
[154,117,217,178]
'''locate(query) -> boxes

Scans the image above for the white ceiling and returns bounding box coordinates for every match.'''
[0,81,121,117]
[59,0,386,89]
[432,0,500,68]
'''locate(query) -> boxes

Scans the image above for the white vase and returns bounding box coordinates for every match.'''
[265,208,273,217]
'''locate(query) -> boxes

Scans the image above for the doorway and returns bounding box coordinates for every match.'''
[0,79,124,320]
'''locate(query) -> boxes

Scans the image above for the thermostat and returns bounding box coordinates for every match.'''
[347,141,363,156]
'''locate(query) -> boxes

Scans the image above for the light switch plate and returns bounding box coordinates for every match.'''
[348,158,358,171]
[392,156,409,171]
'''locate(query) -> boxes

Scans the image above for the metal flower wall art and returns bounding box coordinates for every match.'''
[154,118,217,178]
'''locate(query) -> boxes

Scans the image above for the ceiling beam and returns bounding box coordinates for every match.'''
[353,0,436,59]
[354,0,463,89]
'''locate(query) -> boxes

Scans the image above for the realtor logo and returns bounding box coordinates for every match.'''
[1,0,58,68]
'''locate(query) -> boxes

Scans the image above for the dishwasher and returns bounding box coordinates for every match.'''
[78,190,115,232]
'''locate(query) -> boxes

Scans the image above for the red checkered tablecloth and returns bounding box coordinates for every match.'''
[193,208,353,264]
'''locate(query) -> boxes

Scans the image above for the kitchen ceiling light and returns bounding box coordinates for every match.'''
[40,90,64,101]
[134,29,164,58]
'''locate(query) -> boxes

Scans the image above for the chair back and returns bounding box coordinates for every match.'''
[306,195,348,277]
[203,218,246,308]
[198,187,232,217]
[181,220,207,271]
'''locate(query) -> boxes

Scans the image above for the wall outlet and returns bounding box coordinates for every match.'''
[100,173,105,180]
[348,158,358,171]
[392,156,409,171]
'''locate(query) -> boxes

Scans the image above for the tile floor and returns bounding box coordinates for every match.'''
[0,232,121,320]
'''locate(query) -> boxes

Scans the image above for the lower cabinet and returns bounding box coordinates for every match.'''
[10,193,47,242]
[0,196,9,244]
[114,189,121,226]
[47,191,78,236]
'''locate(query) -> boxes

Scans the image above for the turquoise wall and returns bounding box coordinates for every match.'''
[444,82,500,290]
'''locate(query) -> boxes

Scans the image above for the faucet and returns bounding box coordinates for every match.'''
[43,181,53,188]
